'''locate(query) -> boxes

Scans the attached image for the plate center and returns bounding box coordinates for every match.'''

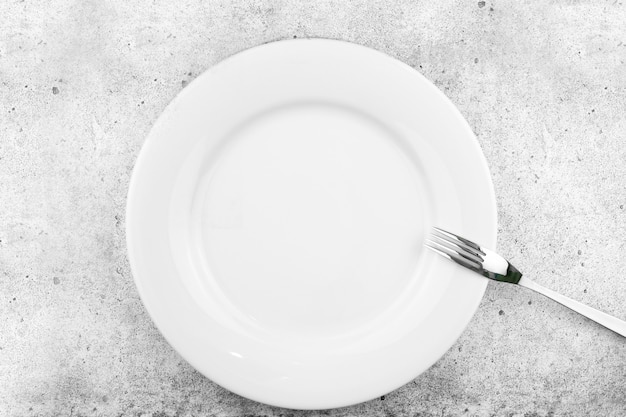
[194,103,429,337]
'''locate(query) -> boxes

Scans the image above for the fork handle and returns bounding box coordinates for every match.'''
[518,277,626,337]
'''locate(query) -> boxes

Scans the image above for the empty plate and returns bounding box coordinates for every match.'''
[126,39,496,409]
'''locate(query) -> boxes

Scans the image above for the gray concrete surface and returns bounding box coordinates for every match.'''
[1,0,625,416]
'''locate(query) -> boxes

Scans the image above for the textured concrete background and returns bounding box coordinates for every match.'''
[1,0,625,416]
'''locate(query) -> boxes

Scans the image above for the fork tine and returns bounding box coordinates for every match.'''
[425,240,482,270]
[426,238,483,267]
[430,231,484,262]
[432,227,486,256]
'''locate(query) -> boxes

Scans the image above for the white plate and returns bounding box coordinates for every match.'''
[126,39,496,410]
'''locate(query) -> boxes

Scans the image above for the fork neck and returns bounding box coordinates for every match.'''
[483,263,522,284]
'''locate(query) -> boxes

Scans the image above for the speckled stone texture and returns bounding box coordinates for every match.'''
[1,0,625,416]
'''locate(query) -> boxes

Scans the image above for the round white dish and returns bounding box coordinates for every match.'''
[126,39,496,410]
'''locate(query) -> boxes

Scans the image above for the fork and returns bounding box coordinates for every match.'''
[426,227,626,337]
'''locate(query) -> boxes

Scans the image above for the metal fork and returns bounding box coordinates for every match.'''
[426,227,626,337]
